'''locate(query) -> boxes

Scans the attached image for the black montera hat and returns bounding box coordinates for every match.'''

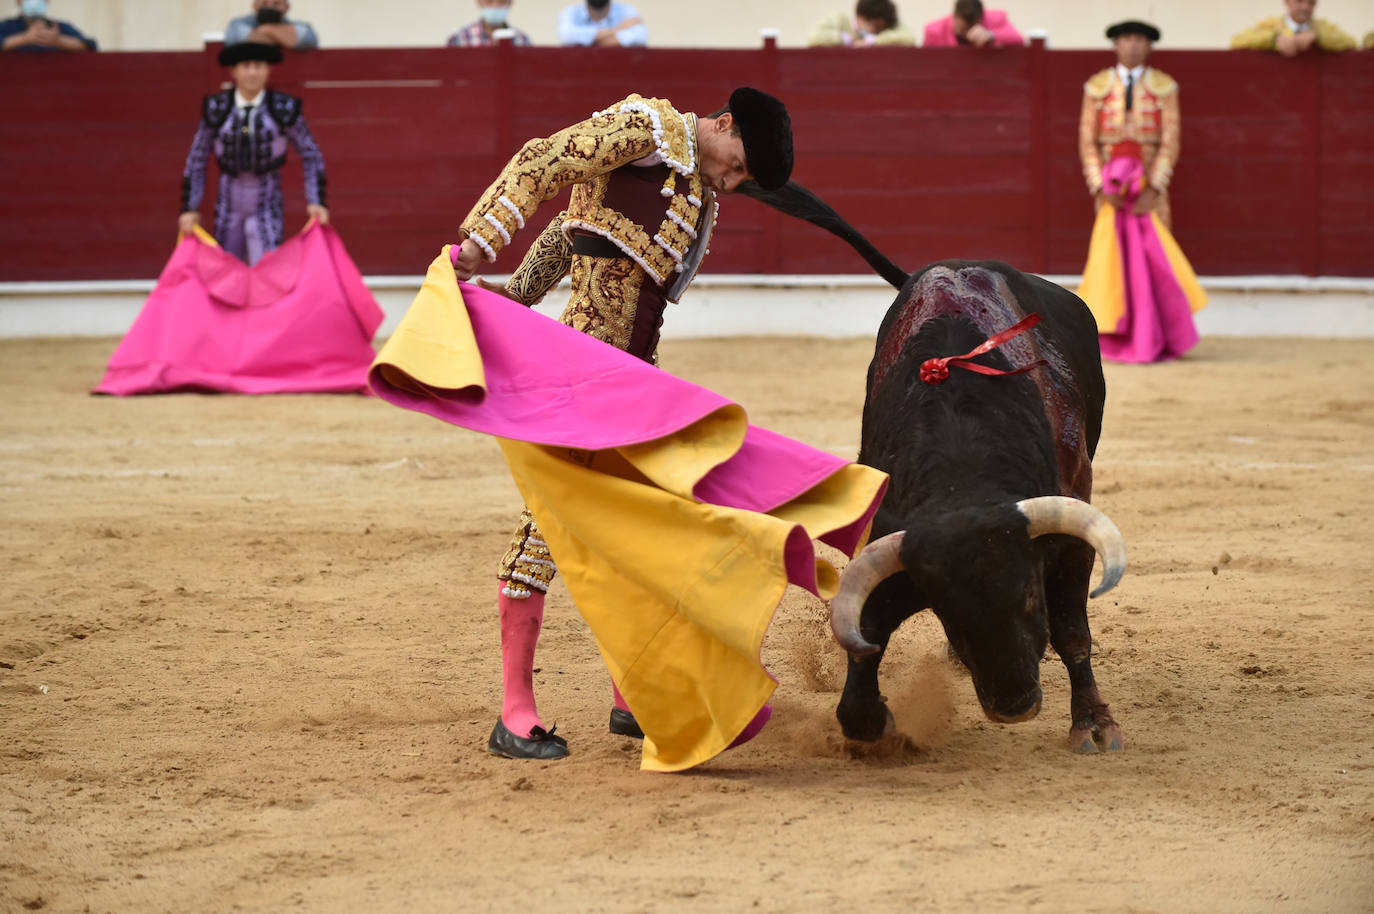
[218,41,284,66]
[1105,21,1160,42]
[729,87,793,192]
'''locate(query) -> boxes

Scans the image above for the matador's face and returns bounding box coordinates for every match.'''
[1113,34,1151,69]
[698,114,751,195]
[233,61,271,95]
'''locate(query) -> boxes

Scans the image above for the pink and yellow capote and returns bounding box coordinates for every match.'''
[368,248,889,771]
[1076,157,1207,363]
[95,222,383,395]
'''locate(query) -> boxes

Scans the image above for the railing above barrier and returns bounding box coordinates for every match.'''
[0,41,1370,281]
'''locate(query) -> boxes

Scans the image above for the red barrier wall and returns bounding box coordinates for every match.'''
[1,43,1370,282]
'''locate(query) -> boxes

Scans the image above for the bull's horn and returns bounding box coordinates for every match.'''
[1015,495,1126,598]
[829,532,906,656]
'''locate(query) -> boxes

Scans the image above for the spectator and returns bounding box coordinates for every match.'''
[449,0,532,46]
[0,0,96,52]
[808,0,915,47]
[224,0,319,51]
[923,0,1022,47]
[179,42,328,266]
[557,0,646,47]
[1230,0,1355,54]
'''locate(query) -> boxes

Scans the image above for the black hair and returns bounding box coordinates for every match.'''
[953,0,984,25]
[855,0,898,31]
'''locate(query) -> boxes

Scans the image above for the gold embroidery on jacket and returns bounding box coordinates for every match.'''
[498,507,557,598]
[559,254,643,353]
[504,211,573,306]
[460,95,707,287]
[1078,67,1181,193]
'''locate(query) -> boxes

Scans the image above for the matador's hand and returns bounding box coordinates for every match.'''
[474,277,519,302]
[177,211,200,236]
[452,238,484,281]
[1132,187,1159,215]
[306,204,330,226]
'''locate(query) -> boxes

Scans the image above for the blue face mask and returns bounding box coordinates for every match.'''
[21,0,49,18]
[479,7,509,26]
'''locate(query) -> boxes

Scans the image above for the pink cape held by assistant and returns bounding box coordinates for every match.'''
[94,222,384,395]
[1075,157,1207,363]
[367,250,889,771]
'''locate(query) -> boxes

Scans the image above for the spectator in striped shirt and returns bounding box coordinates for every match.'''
[448,0,532,47]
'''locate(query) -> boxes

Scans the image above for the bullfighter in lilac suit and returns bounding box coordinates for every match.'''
[179,41,328,265]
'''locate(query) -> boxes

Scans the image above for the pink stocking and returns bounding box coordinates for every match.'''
[611,680,632,713]
[498,584,546,738]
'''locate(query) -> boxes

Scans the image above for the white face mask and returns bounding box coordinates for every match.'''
[21,0,49,18]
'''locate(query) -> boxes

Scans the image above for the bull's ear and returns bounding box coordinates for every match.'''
[896,523,939,587]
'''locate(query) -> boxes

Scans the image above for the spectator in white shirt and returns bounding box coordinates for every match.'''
[557,0,647,47]
[224,0,319,51]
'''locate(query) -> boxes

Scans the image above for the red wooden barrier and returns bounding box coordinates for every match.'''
[1,43,1370,282]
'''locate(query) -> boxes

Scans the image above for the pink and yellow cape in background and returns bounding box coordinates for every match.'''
[1076,157,1207,363]
[94,222,383,395]
[368,249,889,771]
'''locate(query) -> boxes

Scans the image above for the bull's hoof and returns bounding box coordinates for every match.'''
[837,702,895,743]
[1069,722,1124,754]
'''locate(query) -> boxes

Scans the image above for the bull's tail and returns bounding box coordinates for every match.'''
[736,180,910,290]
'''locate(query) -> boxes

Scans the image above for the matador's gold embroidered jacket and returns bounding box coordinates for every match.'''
[460,94,716,302]
[1078,67,1180,195]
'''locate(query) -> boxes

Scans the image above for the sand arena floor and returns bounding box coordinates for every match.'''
[2,333,1372,913]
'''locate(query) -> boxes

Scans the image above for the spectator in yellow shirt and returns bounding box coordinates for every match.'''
[808,0,915,47]
[1230,0,1355,55]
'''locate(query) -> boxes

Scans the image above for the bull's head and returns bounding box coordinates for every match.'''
[829,496,1125,723]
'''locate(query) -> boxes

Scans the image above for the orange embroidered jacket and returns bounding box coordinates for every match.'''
[1078,67,1180,195]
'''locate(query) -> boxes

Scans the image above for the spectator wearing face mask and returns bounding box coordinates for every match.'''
[808,0,915,47]
[0,0,96,52]
[224,0,319,51]
[449,0,532,46]
[557,0,647,47]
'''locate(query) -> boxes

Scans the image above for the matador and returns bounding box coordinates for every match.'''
[450,88,795,760]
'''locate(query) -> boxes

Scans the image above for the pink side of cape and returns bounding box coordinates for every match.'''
[1098,157,1200,363]
[94,224,384,395]
[368,280,882,570]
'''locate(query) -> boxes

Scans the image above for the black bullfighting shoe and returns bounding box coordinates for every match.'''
[487,718,570,760]
[609,707,645,739]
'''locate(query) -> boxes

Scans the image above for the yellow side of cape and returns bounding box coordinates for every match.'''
[1076,203,1127,333]
[374,252,888,771]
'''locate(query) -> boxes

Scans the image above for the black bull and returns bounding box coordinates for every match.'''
[829,260,1128,753]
